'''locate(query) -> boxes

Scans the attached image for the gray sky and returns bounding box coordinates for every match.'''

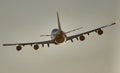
[0,0,119,73]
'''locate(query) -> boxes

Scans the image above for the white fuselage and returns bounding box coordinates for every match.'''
[51,28,67,44]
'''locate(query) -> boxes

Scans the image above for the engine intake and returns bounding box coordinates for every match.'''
[79,35,85,41]
[97,29,103,35]
[16,45,22,51]
[33,44,39,50]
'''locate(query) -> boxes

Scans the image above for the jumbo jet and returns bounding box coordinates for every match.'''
[3,12,116,51]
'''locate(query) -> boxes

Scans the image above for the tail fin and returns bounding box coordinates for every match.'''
[57,12,62,31]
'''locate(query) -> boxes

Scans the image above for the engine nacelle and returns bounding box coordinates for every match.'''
[79,35,85,41]
[33,44,39,50]
[97,29,103,35]
[16,45,22,51]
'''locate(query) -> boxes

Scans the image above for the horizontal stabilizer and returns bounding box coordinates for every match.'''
[40,35,50,37]
[66,27,83,34]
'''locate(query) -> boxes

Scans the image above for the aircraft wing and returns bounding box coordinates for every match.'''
[66,22,116,41]
[3,39,55,47]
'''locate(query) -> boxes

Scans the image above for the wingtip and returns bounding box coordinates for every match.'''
[3,44,6,46]
[2,44,12,46]
[112,22,117,25]
[114,22,117,24]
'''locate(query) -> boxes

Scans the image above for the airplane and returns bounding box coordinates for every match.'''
[3,12,116,51]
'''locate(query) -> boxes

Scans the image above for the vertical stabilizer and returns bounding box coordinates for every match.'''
[57,12,62,31]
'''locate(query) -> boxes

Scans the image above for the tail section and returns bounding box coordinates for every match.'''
[40,12,62,37]
[57,12,62,31]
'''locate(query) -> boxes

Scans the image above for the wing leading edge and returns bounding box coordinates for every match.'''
[66,22,116,41]
[3,39,54,47]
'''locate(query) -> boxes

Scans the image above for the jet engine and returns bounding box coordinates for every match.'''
[79,35,85,41]
[97,29,103,35]
[33,44,39,50]
[16,45,22,51]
